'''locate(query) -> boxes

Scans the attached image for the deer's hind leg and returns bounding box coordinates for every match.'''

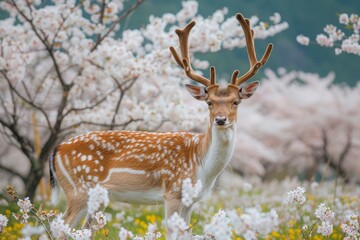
[62,192,88,227]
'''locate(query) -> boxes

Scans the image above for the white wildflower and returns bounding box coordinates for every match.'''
[317,221,333,236]
[21,224,45,237]
[0,214,8,232]
[203,210,232,240]
[285,186,306,204]
[71,228,92,240]
[228,207,278,239]
[143,223,162,240]
[118,227,134,240]
[50,214,71,239]
[181,178,202,207]
[341,213,359,239]
[167,212,189,239]
[87,184,109,215]
[18,197,33,214]
[92,211,107,230]
[315,203,334,222]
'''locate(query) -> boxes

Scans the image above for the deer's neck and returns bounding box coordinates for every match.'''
[197,122,236,190]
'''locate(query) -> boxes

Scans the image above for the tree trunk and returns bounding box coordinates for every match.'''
[24,163,44,200]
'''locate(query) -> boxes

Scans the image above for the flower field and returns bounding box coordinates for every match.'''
[0,173,359,239]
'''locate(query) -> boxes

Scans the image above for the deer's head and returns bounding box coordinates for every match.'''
[170,13,273,128]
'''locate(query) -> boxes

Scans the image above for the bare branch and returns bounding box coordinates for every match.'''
[109,76,139,129]
[1,70,53,131]
[91,0,146,52]
[62,87,120,118]
[0,118,34,161]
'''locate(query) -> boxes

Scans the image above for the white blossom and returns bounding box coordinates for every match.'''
[21,224,45,238]
[17,197,33,223]
[0,214,8,232]
[270,12,281,24]
[341,213,360,239]
[285,186,306,205]
[317,221,333,236]
[87,184,109,216]
[339,13,349,25]
[71,228,92,240]
[181,178,202,207]
[315,203,335,222]
[92,211,107,230]
[296,34,310,46]
[227,207,278,239]
[166,212,189,239]
[316,34,334,47]
[50,214,71,239]
[118,227,134,240]
[203,210,232,240]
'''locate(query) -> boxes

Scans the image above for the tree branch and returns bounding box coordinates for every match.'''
[91,0,146,52]
[1,70,53,131]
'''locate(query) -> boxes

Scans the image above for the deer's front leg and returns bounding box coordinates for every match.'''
[164,194,193,239]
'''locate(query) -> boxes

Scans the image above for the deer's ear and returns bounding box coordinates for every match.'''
[185,84,208,101]
[239,81,260,99]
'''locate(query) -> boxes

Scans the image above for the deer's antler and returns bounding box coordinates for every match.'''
[170,21,216,87]
[231,13,273,86]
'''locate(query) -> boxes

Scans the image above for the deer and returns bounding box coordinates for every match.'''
[49,13,272,238]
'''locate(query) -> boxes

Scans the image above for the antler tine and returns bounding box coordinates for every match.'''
[169,21,215,87]
[234,13,273,86]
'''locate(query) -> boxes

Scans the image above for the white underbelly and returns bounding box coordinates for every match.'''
[110,189,164,205]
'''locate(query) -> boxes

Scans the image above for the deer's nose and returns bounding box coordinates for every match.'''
[215,116,227,126]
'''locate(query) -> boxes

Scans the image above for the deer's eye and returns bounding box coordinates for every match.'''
[207,101,213,106]
[233,101,240,106]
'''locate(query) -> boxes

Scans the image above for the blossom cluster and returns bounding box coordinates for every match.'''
[297,13,360,56]
[87,184,110,215]
[13,197,33,224]
[341,213,360,240]
[166,212,190,239]
[315,203,334,236]
[181,178,202,207]
[228,207,278,239]
[284,186,306,205]
[231,68,360,180]
[0,214,8,232]
[132,224,162,240]
[203,210,232,240]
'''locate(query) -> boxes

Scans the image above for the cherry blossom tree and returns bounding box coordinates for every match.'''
[297,13,360,56]
[0,0,288,199]
[231,68,360,182]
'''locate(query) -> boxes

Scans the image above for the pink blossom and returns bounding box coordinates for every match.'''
[316,34,334,47]
[296,34,310,46]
